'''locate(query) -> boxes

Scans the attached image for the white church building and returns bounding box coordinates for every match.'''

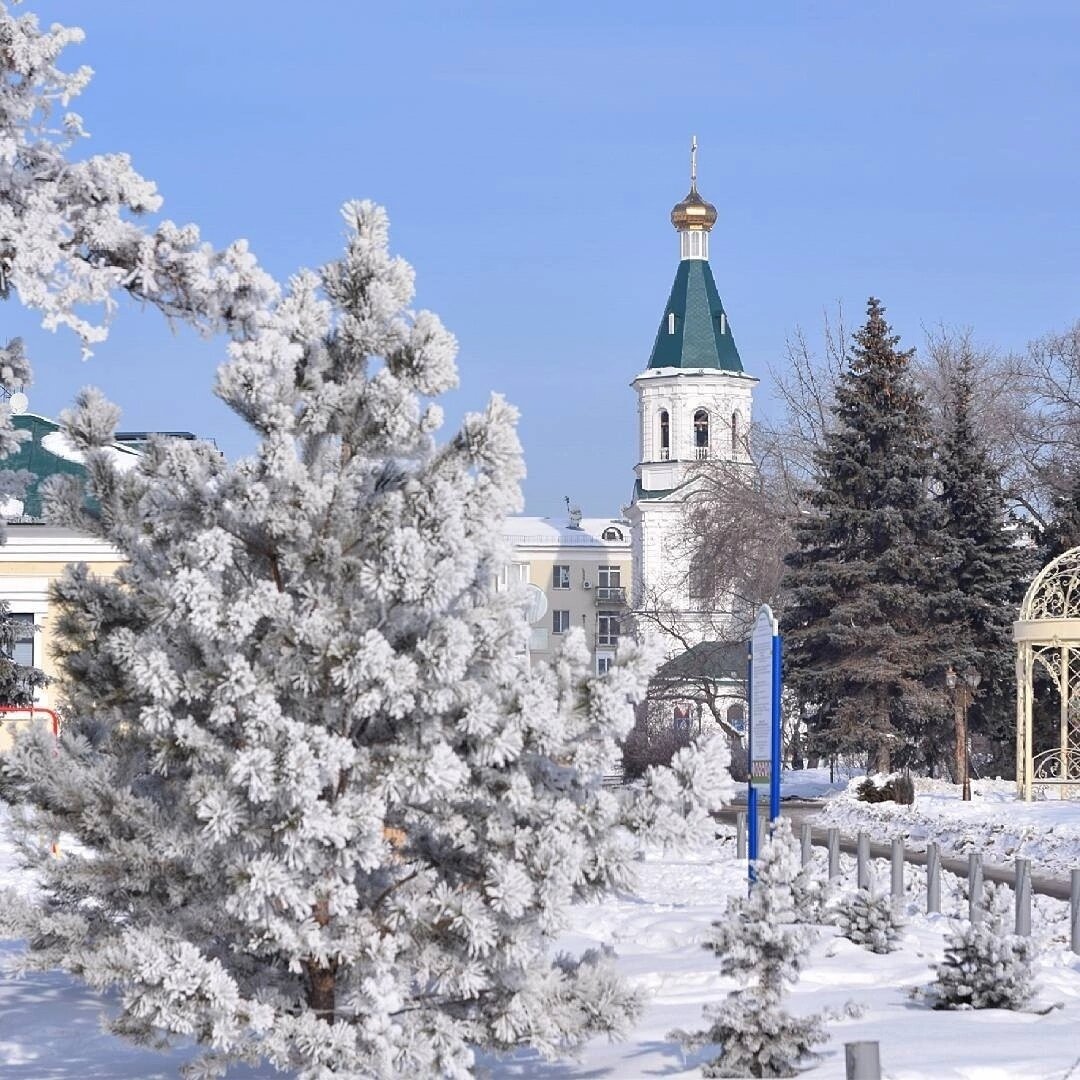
[503,143,758,731]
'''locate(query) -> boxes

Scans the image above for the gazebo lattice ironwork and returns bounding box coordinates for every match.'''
[1015,545,1080,800]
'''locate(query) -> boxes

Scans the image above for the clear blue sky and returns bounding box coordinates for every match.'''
[7,1,1079,518]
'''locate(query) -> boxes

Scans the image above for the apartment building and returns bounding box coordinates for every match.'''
[500,514,631,674]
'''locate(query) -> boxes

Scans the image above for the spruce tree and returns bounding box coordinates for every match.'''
[0,203,733,1078]
[931,353,1032,772]
[1040,465,1080,562]
[672,819,835,1078]
[782,298,944,770]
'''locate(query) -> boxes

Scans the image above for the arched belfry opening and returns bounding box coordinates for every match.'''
[1015,545,1080,799]
[693,409,709,459]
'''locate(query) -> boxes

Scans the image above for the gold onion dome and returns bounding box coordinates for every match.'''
[670,185,717,232]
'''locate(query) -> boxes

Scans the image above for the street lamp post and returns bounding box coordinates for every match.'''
[945,665,982,802]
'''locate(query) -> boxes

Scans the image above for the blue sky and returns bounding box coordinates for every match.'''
[7,1,1079,517]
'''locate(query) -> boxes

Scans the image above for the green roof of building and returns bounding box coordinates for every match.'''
[654,640,746,683]
[6,414,87,520]
[647,259,743,372]
[3,414,140,521]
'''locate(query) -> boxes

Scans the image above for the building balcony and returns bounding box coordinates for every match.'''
[594,586,627,605]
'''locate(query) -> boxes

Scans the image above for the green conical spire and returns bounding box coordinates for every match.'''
[647,259,743,372]
[648,141,743,372]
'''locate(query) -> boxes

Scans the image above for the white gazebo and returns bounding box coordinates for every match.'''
[1015,545,1080,800]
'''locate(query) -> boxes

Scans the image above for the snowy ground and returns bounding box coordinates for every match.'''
[488,837,1080,1080]
[2,815,1080,1078]
[816,776,1080,879]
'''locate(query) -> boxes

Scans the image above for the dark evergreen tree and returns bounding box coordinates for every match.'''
[1039,465,1080,562]
[782,298,944,771]
[931,353,1033,774]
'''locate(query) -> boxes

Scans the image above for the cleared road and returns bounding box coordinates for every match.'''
[714,802,1072,901]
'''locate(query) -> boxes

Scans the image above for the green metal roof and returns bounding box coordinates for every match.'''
[654,640,746,683]
[2,414,140,521]
[5,415,86,519]
[633,479,682,502]
[647,259,743,372]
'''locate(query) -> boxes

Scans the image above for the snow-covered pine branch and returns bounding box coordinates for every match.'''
[0,200,731,1079]
[0,2,279,348]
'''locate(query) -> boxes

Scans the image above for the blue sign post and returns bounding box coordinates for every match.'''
[747,604,782,878]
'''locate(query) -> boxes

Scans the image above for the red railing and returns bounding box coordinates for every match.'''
[0,705,60,738]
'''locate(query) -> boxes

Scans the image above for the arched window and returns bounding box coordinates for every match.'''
[694,409,709,459]
[601,527,623,542]
[659,410,670,461]
[726,703,745,735]
[688,553,710,603]
[731,411,739,454]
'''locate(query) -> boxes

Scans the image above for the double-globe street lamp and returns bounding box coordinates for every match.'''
[945,665,982,802]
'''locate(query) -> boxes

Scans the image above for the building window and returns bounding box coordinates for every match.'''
[694,409,709,459]
[597,655,613,675]
[659,410,670,461]
[552,610,570,634]
[688,555,711,604]
[5,613,33,670]
[597,611,619,647]
[673,702,695,736]
[727,703,746,735]
[598,565,621,589]
[601,526,623,541]
[716,312,727,335]
[552,565,571,590]
[667,312,676,335]
[731,411,739,454]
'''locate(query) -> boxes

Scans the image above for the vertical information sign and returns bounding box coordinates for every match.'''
[748,604,782,866]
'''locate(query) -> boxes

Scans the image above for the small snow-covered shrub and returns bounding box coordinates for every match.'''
[856,773,914,805]
[923,886,1037,1010]
[672,819,844,1078]
[836,888,904,953]
[691,992,832,1079]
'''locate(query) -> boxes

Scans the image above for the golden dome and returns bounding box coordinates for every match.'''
[670,186,718,232]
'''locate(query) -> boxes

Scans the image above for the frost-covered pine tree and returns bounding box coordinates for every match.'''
[673,818,835,1078]
[0,201,732,1079]
[836,888,904,954]
[925,886,1037,1011]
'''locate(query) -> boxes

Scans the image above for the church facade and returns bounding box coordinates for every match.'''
[503,144,759,735]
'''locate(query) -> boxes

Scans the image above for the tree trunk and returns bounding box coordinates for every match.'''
[874,744,891,774]
[305,962,336,1019]
[305,897,335,1018]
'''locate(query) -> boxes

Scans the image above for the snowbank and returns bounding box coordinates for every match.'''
[817,776,1080,878]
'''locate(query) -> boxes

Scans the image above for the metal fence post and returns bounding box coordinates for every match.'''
[800,822,812,868]
[828,827,840,881]
[736,812,747,860]
[1072,869,1080,955]
[857,831,871,891]
[968,852,983,924]
[926,842,940,914]
[845,1040,882,1080]
[891,837,904,903]
[1014,858,1031,937]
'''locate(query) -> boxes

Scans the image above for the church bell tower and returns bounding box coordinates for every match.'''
[626,138,759,649]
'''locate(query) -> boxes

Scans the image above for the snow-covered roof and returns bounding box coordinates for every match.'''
[501,516,631,548]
